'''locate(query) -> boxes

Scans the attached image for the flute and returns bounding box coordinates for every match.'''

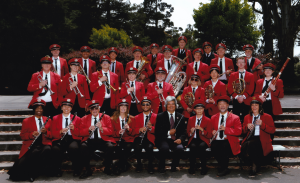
[28,116,51,150]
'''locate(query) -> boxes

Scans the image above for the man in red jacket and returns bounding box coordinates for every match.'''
[172,36,193,67]
[108,47,125,86]
[78,46,96,82]
[147,43,164,70]
[210,95,242,176]
[243,44,263,82]
[156,45,174,74]
[79,100,115,178]
[49,44,69,78]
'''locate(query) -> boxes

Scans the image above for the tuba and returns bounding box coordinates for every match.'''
[136,56,149,82]
[165,55,187,96]
[232,78,246,95]
[205,85,214,99]
[184,92,195,108]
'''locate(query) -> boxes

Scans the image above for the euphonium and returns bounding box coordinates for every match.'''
[205,85,214,99]
[136,56,149,82]
[184,92,195,108]
[232,78,246,95]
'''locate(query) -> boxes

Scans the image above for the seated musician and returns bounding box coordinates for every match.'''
[60,58,90,117]
[120,67,145,116]
[133,96,157,174]
[243,44,263,82]
[241,96,275,176]
[79,100,115,178]
[146,67,175,114]
[172,36,193,66]
[180,72,206,119]
[108,47,125,86]
[203,65,227,117]
[51,99,82,177]
[228,56,254,123]
[186,99,212,175]
[156,45,174,74]
[155,96,186,173]
[49,44,69,78]
[8,99,52,182]
[210,95,242,176]
[202,41,218,66]
[111,99,136,174]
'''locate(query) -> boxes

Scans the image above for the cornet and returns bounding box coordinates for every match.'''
[155,85,166,103]
[37,72,55,95]
[68,77,84,98]
[97,71,117,92]
[125,80,140,104]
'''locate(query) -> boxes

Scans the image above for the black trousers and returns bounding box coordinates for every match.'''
[211,140,233,170]
[72,97,86,118]
[44,102,59,118]
[219,80,228,85]
[129,103,139,116]
[157,139,184,168]
[134,137,154,166]
[80,139,114,169]
[189,138,208,169]
[114,139,133,164]
[101,98,115,117]
[263,100,275,140]
[241,136,264,167]
[232,99,250,124]
[158,102,163,114]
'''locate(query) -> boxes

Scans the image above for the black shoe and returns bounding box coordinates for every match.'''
[56,168,63,177]
[158,167,166,174]
[103,167,112,175]
[188,168,195,174]
[112,164,122,175]
[217,168,230,176]
[28,177,35,182]
[135,163,143,173]
[73,171,80,177]
[201,167,208,175]
[147,166,154,174]
[249,170,257,176]
[171,166,177,172]
[79,169,92,179]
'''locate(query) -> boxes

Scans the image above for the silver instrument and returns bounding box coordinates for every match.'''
[37,72,55,95]
[155,85,166,103]
[125,81,140,104]
[60,112,77,141]
[28,116,51,149]
[68,77,84,98]
[210,111,232,144]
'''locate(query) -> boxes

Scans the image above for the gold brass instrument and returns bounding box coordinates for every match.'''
[184,92,195,108]
[232,78,246,95]
[97,71,117,92]
[205,85,214,99]
[136,56,150,82]
[78,64,91,85]
[155,85,166,103]
[68,77,84,98]
[125,80,140,104]
[37,72,55,95]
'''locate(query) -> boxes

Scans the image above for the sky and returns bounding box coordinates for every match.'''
[129,0,300,56]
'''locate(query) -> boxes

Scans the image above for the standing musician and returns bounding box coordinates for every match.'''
[27,56,62,117]
[49,44,69,78]
[241,96,275,176]
[156,45,175,74]
[8,99,52,182]
[202,41,218,66]
[172,36,193,66]
[111,99,136,174]
[155,96,186,173]
[79,100,115,178]
[90,55,119,116]
[147,43,164,70]
[51,99,82,177]
[203,65,227,117]
[146,67,175,114]
[133,96,157,174]
[78,46,96,81]
[180,72,206,119]
[125,46,153,89]
[228,56,255,123]
[210,43,234,84]
[186,100,212,175]
[60,58,90,117]
[120,67,145,116]
[243,44,263,82]
[185,48,210,87]
[108,47,125,86]
[210,95,242,176]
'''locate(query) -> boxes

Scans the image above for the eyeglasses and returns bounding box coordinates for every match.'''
[191,78,199,81]
[141,103,151,106]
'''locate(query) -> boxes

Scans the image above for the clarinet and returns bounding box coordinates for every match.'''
[28,116,51,150]
[84,112,105,143]
[139,110,153,145]
[60,112,77,141]
[210,110,232,144]
[117,114,130,146]
[246,115,260,140]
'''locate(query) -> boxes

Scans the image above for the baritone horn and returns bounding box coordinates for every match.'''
[232,78,245,95]
[205,85,214,99]
[136,56,149,82]
[184,92,195,108]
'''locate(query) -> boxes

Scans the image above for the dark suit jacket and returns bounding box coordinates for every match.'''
[202,52,217,66]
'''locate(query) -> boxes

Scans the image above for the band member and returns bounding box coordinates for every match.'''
[186,100,212,175]
[156,45,175,74]
[51,99,82,177]
[120,67,145,116]
[111,99,136,174]
[49,44,69,78]
[79,100,115,178]
[90,55,119,116]
[203,65,227,116]
[202,41,218,66]
[180,72,206,118]
[8,99,52,182]
[133,96,157,174]
[228,57,255,123]
[147,43,164,70]
[210,95,242,176]
[185,48,210,87]
[108,47,125,86]
[210,43,234,84]
[243,44,263,82]
[155,96,186,173]
[172,36,193,66]
[78,46,96,81]
[60,58,90,117]
[146,67,175,114]
[125,46,153,89]
[241,96,275,176]
[27,56,62,117]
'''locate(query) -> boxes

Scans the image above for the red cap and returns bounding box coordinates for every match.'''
[86,100,100,109]
[40,56,53,64]
[243,44,254,51]
[217,95,231,104]
[191,72,200,79]
[132,46,143,53]
[49,44,61,50]
[118,98,129,106]
[150,43,159,49]
[202,41,212,49]
[263,63,275,70]
[126,67,138,74]
[80,46,91,52]
[162,45,173,52]
[61,98,74,107]
[141,95,151,104]
[68,58,80,66]
[193,48,203,55]
[192,99,206,108]
[99,55,111,64]
[215,43,226,50]
[154,67,167,74]
[108,47,119,55]
[28,99,46,109]
[250,96,263,105]
[209,64,220,72]
[178,36,187,43]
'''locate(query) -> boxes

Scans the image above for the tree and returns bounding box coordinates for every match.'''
[193,0,261,55]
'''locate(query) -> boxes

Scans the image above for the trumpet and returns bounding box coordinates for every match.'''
[68,77,84,98]
[37,72,55,95]
[78,64,91,84]
[155,85,166,103]
[210,110,232,144]
[97,71,117,92]
[125,80,140,104]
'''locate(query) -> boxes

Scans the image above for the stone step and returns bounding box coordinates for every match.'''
[275,129,300,136]
[0,110,32,115]
[282,107,300,113]
[273,138,300,146]
[0,116,26,123]
[0,151,19,161]
[274,114,300,120]
[0,124,22,131]
[0,141,22,151]
[275,121,300,128]
[0,132,21,141]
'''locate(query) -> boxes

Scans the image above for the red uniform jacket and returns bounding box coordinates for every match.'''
[78,58,96,80]
[203,80,227,116]
[172,48,193,65]
[50,57,69,78]
[180,86,206,118]
[79,113,116,143]
[211,113,242,155]
[111,61,125,86]
[245,57,263,82]
[51,114,82,141]
[242,113,275,156]
[147,53,164,68]
[134,112,157,145]
[27,71,62,108]
[119,81,145,113]
[60,73,90,108]
[19,116,52,159]
[186,115,212,147]
[90,70,119,110]
[254,78,284,115]
[146,82,175,114]
[228,71,255,99]
[186,61,210,87]
[111,116,136,143]
[211,57,235,79]
[125,60,153,89]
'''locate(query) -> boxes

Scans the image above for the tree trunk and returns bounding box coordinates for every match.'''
[261,1,273,54]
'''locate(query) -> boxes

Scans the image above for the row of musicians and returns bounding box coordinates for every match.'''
[9,94,275,181]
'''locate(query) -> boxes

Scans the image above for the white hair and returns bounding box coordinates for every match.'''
[164,96,177,109]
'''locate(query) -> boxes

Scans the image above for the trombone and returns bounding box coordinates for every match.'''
[97,71,117,92]
[155,85,166,103]
[68,77,84,98]
[37,72,55,95]
[78,64,91,85]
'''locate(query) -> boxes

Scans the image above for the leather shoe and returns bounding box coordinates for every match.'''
[56,168,63,177]
[201,167,208,175]
[171,166,177,172]
[79,169,92,179]
[135,163,143,173]
[147,165,154,174]
[28,177,35,182]
[217,168,230,176]
[158,167,166,174]
[103,167,112,175]
[73,171,80,177]
[188,168,195,174]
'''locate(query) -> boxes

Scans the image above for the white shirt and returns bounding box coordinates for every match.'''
[252,115,260,136]
[218,57,227,80]
[98,70,111,98]
[62,114,72,135]
[82,58,89,77]
[35,117,43,132]
[157,81,164,89]
[37,71,52,102]
[90,115,101,139]
[133,60,141,69]
[193,115,203,138]
[119,116,126,129]
[139,112,150,137]
[167,111,175,138]
[180,49,185,54]
[247,57,252,66]
[70,73,79,93]
[164,58,172,73]
[52,56,61,76]
[216,112,228,140]
[127,80,136,103]
[262,77,273,100]
[206,53,211,57]
[193,61,200,71]
[192,86,198,94]
[110,60,116,73]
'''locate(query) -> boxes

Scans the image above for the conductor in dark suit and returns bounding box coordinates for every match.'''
[155,96,186,173]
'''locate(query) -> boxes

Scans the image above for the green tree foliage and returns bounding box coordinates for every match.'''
[193,0,261,55]
[89,25,133,49]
